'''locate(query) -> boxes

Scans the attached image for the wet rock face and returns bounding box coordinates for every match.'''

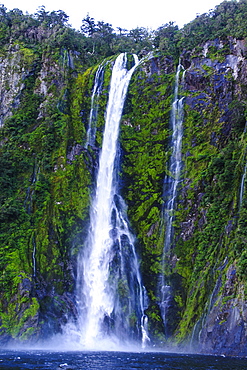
[0,37,84,344]
[66,144,84,163]
[184,55,235,107]
[170,38,247,356]
[2,31,247,353]
[141,55,174,76]
[198,265,247,356]
[0,44,67,126]
[0,47,25,126]
[183,37,247,98]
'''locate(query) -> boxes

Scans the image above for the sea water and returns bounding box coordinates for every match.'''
[0,350,246,369]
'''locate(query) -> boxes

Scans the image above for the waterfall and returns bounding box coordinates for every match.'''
[85,62,106,148]
[24,163,38,278]
[239,121,247,209]
[32,235,36,278]
[239,162,247,208]
[74,53,149,349]
[160,64,185,334]
[163,65,184,255]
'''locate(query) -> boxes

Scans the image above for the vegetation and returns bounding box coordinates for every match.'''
[1,0,247,353]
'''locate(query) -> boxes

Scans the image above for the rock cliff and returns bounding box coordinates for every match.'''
[1,3,247,356]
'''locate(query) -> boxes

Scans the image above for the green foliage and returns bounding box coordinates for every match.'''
[177,0,247,51]
[170,50,247,344]
[0,20,96,339]
[2,0,247,347]
[0,282,40,339]
[153,22,179,58]
[119,62,176,340]
[2,0,247,70]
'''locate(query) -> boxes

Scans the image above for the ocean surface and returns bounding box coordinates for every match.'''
[0,350,246,370]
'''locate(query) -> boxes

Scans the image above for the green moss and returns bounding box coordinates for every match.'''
[0,276,39,339]
[1,16,247,347]
[118,60,176,338]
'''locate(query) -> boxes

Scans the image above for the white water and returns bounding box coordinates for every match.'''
[85,62,106,148]
[32,236,36,278]
[74,53,149,349]
[160,64,185,332]
[239,121,247,209]
[24,164,39,277]
[239,162,247,208]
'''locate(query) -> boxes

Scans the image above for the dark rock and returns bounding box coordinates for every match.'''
[66,143,84,162]
[198,265,247,356]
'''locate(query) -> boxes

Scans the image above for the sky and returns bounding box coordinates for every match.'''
[3,0,226,31]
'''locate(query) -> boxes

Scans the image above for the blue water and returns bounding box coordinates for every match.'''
[0,350,246,369]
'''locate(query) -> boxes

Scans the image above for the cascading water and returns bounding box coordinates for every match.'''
[239,121,247,209]
[74,53,149,349]
[85,62,106,148]
[24,163,39,278]
[239,162,247,208]
[160,64,185,334]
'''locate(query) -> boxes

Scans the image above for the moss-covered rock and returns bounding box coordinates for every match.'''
[2,6,247,356]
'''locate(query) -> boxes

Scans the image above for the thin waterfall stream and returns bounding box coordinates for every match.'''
[239,121,247,209]
[70,53,149,349]
[239,161,247,208]
[24,163,39,278]
[85,61,106,148]
[160,64,185,334]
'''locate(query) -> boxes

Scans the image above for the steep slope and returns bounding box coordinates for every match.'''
[0,30,95,342]
[118,38,247,355]
[1,1,247,356]
[175,38,247,356]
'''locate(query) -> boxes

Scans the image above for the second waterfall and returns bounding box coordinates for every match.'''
[74,53,149,349]
[160,64,185,335]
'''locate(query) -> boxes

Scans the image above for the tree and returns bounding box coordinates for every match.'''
[81,15,97,36]
[128,27,149,44]
[153,22,179,56]
[48,10,69,27]
[34,6,69,28]
[127,27,152,52]
[34,5,49,23]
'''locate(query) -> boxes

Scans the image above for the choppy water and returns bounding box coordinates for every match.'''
[0,350,246,370]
